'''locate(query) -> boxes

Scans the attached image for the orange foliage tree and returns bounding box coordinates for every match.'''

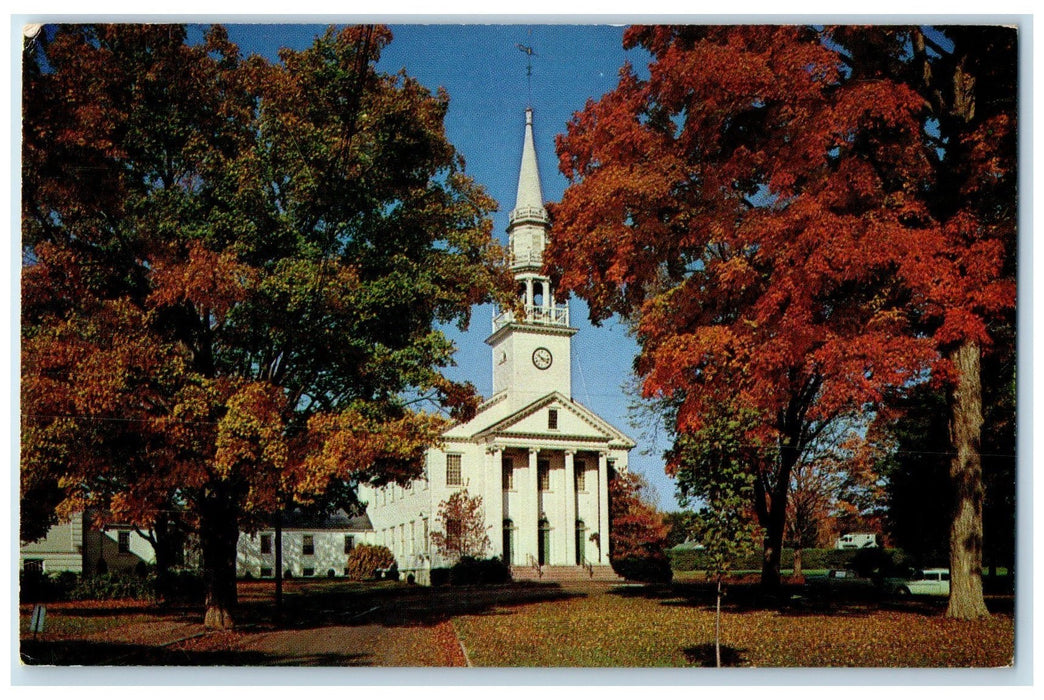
[549,26,1015,617]
[609,470,670,566]
[21,25,510,628]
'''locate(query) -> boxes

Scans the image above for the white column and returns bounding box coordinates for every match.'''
[598,451,610,565]
[564,450,577,566]
[527,448,540,565]
[487,447,504,559]
[526,278,534,309]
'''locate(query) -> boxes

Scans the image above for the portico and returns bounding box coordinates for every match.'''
[485,444,613,567]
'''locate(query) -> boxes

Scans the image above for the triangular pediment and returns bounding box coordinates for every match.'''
[470,392,635,449]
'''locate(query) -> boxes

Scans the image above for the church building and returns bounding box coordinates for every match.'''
[362,108,636,582]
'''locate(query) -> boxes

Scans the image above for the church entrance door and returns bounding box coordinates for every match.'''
[538,518,550,565]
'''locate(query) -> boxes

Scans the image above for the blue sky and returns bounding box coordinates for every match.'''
[207,23,677,509]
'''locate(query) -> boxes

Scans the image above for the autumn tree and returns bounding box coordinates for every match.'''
[786,422,886,550]
[549,26,1015,618]
[21,24,510,628]
[430,489,491,562]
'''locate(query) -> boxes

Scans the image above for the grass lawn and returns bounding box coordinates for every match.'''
[453,583,1014,667]
[20,579,1014,668]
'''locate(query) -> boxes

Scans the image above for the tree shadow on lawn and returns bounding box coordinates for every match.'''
[613,581,885,618]
[20,638,370,667]
[614,581,1014,619]
[234,580,584,632]
[681,643,749,668]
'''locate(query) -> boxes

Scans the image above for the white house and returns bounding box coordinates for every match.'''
[235,509,374,579]
[362,108,636,581]
[20,512,157,576]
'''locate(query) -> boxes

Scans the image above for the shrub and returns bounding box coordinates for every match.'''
[346,544,395,581]
[160,568,205,603]
[70,572,157,601]
[448,556,510,585]
[611,555,673,584]
[19,570,77,603]
[430,567,451,587]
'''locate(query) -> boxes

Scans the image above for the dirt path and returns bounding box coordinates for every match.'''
[172,619,467,666]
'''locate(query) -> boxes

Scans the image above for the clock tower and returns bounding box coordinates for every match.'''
[487,108,577,407]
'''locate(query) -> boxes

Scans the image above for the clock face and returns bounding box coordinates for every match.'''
[532,347,553,370]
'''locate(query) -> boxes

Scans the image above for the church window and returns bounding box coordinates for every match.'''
[548,409,559,430]
[302,535,314,556]
[447,517,462,540]
[446,454,463,486]
[538,461,550,491]
[23,559,43,574]
[117,531,130,553]
[575,462,586,491]
[344,535,354,554]
[502,457,514,490]
[260,533,273,554]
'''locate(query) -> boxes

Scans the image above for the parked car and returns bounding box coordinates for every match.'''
[805,568,878,598]
[891,568,951,596]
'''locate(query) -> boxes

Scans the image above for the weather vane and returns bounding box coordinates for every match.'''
[517,43,535,107]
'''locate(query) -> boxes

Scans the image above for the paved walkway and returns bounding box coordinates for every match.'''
[206,619,467,666]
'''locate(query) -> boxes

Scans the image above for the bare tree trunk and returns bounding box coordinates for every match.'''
[200,494,239,630]
[946,340,990,620]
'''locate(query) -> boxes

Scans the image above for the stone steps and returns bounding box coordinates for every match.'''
[510,564,624,583]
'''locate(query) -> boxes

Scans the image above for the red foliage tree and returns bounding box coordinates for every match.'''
[549,26,1015,617]
[609,470,669,561]
[430,489,491,562]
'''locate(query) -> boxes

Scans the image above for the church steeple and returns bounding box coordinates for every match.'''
[507,108,550,270]
[488,108,576,402]
[512,108,546,221]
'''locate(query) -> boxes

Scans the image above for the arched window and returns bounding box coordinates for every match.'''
[533,280,544,307]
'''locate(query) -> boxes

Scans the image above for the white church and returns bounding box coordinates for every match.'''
[22,109,637,585]
[361,108,636,582]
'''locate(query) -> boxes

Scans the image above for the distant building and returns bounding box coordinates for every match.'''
[235,509,374,579]
[834,532,881,550]
[20,512,156,576]
[362,108,636,582]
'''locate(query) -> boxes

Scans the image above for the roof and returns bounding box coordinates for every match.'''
[445,391,636,450]
[278,509,373,532]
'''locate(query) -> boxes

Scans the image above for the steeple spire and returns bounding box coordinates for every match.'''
[512,108,546,220]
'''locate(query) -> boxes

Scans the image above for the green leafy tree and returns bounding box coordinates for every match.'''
[21,24,510,628]
[672,409,758,667]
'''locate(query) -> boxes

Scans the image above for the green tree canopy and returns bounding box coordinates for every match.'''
[21,24,511,628]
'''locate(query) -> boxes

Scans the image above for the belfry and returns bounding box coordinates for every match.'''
[362,108,636,582]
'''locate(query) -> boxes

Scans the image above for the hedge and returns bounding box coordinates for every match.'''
[668,546,906,573]
[611,555,673,584]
